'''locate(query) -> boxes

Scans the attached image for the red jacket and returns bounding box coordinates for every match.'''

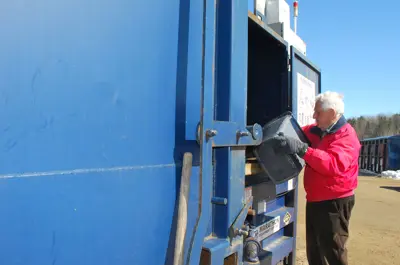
[302,116,361,202]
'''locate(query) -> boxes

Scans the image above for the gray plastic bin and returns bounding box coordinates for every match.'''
[253,112,310,184]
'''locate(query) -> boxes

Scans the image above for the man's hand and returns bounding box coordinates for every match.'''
[272,132,309,157]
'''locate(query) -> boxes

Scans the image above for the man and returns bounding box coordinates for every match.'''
[273,91,361,265]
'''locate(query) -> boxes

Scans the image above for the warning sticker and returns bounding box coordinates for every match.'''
[253,216,280,242]
[297,73,316,127]
[283,212,291,225]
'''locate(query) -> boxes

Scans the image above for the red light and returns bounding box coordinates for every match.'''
[293,1,299,17]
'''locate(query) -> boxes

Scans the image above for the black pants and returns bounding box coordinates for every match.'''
[306,195,355,265]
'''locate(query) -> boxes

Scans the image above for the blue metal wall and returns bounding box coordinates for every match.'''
[0,1,203,264]
[388,137,400,170]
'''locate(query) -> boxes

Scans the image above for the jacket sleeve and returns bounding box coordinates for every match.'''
[302,133,360,177]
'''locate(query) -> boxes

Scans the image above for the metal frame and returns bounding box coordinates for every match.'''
[185,0,217,263]
[290,46,322,121]
[191,0,263,264]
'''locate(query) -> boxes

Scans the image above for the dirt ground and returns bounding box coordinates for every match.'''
[295,175,400,265]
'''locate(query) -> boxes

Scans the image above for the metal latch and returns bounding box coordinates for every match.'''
[197,122,262,147]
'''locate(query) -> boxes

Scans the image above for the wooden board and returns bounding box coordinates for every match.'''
[245,163,263,175]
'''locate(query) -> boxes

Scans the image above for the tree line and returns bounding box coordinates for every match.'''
[347,114,400,140]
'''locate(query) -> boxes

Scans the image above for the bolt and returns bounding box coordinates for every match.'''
[239,229,249,237]
[235,228,249,237]
[237,130,250,137]
[206,129,217,138]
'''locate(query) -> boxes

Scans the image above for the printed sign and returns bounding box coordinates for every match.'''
[253,216,280,242]
[297,73,316,127]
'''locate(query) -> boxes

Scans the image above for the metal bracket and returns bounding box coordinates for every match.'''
[197,121,262,147]
[228,196,253,243]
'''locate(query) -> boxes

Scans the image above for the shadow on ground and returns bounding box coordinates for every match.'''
[359,170,379,177]
[380,186,400,192]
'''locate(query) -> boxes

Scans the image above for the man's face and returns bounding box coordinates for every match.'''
[313,101,336,130]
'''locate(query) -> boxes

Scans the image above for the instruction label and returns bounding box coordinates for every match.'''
[297,73,316,127]
[253,216,280,242]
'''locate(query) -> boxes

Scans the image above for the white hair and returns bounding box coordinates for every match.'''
[315,91,345,117]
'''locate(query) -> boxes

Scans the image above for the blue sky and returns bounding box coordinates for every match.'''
[249,0,400,118]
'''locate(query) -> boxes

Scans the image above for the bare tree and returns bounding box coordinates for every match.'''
[349,113,400,140]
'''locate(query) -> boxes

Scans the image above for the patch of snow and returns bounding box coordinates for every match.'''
[380,170,400,180]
